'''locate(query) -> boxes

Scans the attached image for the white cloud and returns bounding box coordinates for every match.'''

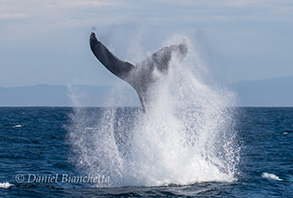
[0,0,120,22]
[54,0,117,8]
[0,12,29,19]
[1,0,293,86]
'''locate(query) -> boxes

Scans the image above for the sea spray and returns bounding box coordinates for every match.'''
[68,35,240,187]
[68,107,125,186]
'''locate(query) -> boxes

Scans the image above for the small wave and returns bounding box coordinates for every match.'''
[12,124,23,128]
[283,130,293,135]
[0,182,14,188]
[261,172,283,181]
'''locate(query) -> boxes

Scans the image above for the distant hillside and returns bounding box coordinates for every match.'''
[0,84,139,107]
[230,76,293,107]
[0,85,70,106]
[0,76,292,107]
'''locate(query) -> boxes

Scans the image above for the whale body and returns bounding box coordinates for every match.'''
[89,32,188,112]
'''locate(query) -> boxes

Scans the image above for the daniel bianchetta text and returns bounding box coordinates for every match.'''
[15,174,110,184]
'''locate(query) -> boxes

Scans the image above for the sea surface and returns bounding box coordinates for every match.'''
[0,107,292,197]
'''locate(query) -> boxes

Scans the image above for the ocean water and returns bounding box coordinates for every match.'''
[1,36,292,197]
[0,107,292,197]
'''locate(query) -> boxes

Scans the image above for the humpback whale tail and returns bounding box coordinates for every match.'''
[90,32,188,112]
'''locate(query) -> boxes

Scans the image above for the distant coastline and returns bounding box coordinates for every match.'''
[0,76,292,107]
[230,76,293,107]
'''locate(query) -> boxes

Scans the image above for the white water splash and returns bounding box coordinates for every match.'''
[262,172,283,181]
[68,35,240,187]
[0,182,14,188]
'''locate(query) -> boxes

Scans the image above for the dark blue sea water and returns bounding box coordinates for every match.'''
[0,107,292,197]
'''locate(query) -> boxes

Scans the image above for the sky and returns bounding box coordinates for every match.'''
[1,0,293,88]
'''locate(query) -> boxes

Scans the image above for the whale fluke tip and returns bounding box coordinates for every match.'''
[177,39,188,60]
[90,32,100,45]
[182,39,187,46]
[90,32,96,39]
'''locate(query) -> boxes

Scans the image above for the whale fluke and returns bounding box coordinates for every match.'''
[90,32,188,112]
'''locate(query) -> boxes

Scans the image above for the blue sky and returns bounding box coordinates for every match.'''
[1,0,293,87]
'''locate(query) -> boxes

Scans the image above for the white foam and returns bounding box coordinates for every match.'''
[0,182,14,188]
[69,35,240,187]
[12,124,23,128]
[262,172,283,181]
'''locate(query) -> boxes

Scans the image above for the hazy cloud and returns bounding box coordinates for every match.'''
[0,0,293,88]
[0,12,29,19]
